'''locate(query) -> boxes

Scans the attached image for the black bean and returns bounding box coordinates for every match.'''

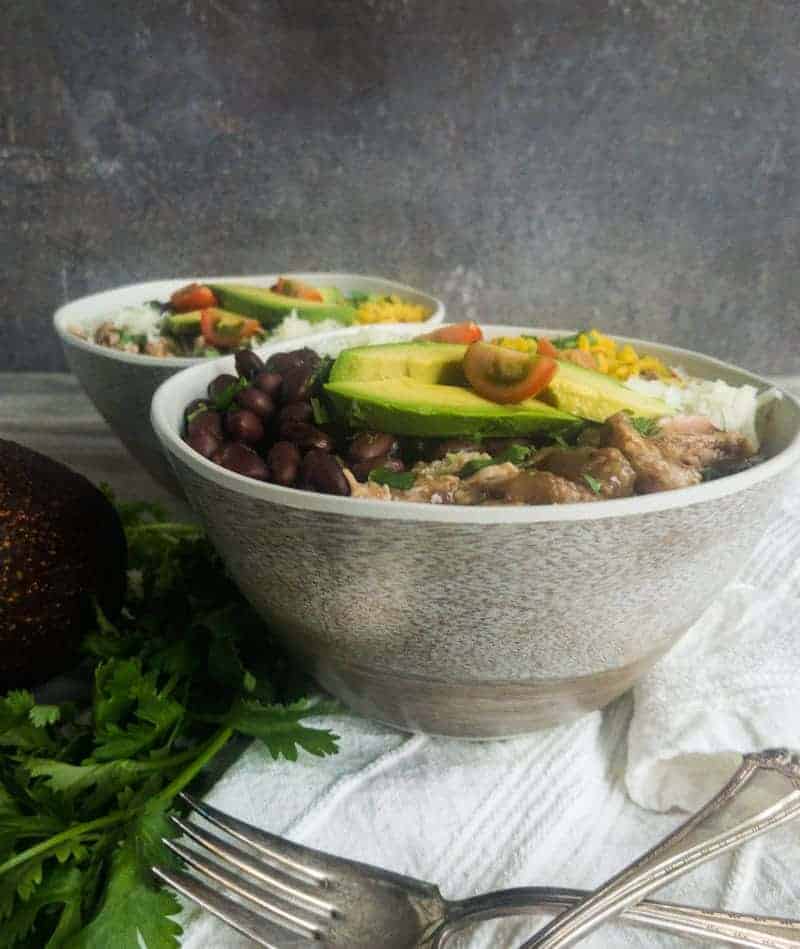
[348,432,399,465]
[279,421,334,452]
[280,364,315,404]
[300,450,350,496]
[184,398,210,423]
[208,373,239,401]
[267,441,301,486]
[216,443,269,480]
[225,409,265,444]
[350,454,405,483]
[253,371,282,397]
[278,401,313,426]
[186,429,221,459]
[236,386,275,420]
[235,349,265,379]
[266,348,320,375]
[188,409,224,440]
[426,438,483,460]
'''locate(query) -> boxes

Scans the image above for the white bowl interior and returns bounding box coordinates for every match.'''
[53,272,445,369]
[152,325,800,524]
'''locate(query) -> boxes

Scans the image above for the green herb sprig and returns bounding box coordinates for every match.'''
[459,444,533,479]
[368,468,416,490]
[0,500,338,948]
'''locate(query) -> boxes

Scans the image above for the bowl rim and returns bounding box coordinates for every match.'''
[151,325,800,524]
[53,272,445,370]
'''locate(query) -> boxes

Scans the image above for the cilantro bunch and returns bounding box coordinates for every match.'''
[0,500,339,948]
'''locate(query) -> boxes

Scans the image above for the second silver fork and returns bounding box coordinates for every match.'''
[153,784,800,948]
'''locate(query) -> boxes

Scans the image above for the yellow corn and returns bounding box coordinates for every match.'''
[497,328,675,382]
[355,295,430,324]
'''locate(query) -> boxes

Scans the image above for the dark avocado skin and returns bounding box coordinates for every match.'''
[0,440,127,689]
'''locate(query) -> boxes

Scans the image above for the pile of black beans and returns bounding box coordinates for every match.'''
[183,347,408,497]
[183,346,537,497]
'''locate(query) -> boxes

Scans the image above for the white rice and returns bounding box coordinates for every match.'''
[269,311,343,340]
[624,374,779,449]
[84,303,164,342]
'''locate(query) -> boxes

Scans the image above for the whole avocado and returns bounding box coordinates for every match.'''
[0,440,127,689]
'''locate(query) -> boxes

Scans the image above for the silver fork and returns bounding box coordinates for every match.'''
[152,788,800,949]
[517,748,800,949]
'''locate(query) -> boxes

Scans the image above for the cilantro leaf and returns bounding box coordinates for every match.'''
[212,377,248,412]
[630,416,660,438]
[550,331,587,350]
[368,468,416,490]
[228,699,339,762]
[460,444,532,479]
[0,864,83,948]
[583,474,602,495]
[67,809,181,949]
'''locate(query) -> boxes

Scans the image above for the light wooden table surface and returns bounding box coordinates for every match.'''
[2,372,799,508]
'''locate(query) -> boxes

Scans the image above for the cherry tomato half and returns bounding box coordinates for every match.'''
[462,342,558,404]
[537,336,559,359]
[417,322,483,344]
[170,283,218,312]
[200,310,262,349]
[271,277,324,302]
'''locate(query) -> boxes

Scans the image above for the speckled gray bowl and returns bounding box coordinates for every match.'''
[53,274,444,496]
[151,327,800,737]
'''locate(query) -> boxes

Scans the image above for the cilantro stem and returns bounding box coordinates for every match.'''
[0,811,125,878]
[154,725,233,806]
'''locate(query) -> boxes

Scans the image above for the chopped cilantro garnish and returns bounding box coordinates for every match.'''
[0,497,338,947]
[630,416,661,438]
[552,432,570,449]
[460,444,532,478]
[459,457,494,478]
[583,473,602,494]
[368,467,416,490]
[550,331,587,350]
[310,396,331,426]
[347,291,370,307]
[213,376,249,411]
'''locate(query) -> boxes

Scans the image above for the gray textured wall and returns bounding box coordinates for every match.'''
[2,0,799,372]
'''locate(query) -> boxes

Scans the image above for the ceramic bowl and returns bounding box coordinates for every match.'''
[151,326,800,737]
[54,274,444,495]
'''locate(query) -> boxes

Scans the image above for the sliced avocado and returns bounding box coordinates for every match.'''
[328,341,674,422]
[540,360,674,421]
[163,310,202,336]
[324,378,578,437]
[318,286,345,305]
[208,284,357,328]
[329,342,468,386]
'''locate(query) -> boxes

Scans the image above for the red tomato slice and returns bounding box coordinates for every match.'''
[271,277,324,302]
[418,322,483,344]
[239,319,263,339]
[463,342,558,404]
[170,283,218,312]
[537,337,559,359]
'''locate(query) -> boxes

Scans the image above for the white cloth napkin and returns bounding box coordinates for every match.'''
[181,470,800,948]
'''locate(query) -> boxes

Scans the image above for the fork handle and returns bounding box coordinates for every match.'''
[514,749,800,949]
[439,888,800,948]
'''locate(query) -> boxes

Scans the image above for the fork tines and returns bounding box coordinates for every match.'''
[152,795,336,948]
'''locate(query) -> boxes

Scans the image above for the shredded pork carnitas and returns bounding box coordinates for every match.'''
[342,413,757,506]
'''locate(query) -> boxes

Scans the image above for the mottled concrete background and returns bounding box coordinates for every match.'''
[2,0,799,372]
